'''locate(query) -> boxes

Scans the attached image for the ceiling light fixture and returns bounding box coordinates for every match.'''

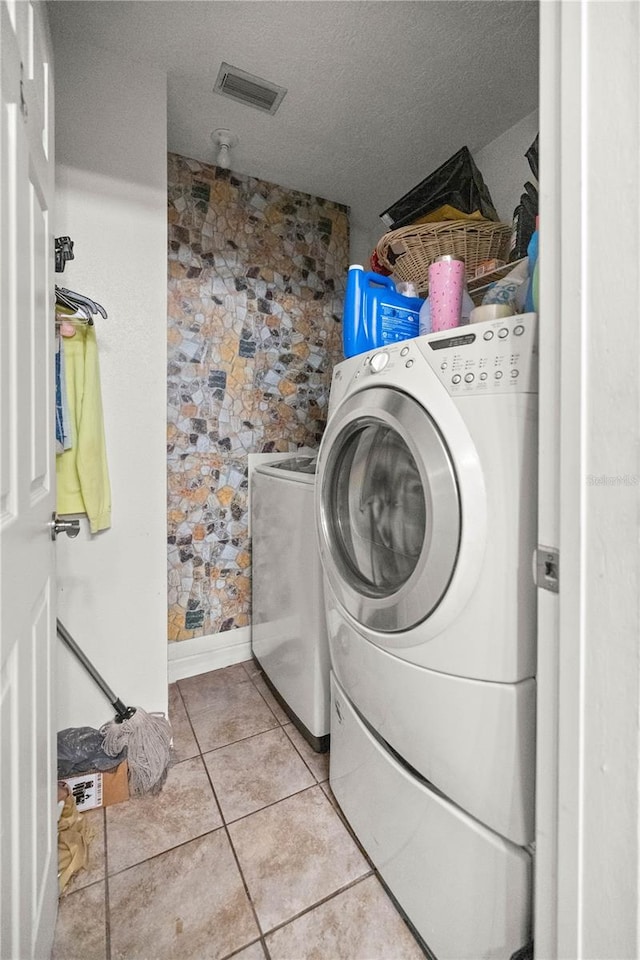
[211,128,238,170]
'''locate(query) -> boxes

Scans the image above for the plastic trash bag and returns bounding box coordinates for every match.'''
[379,146,500,230]
[525,134,539,181]
[57,726,126,778]
[481,260,529,313]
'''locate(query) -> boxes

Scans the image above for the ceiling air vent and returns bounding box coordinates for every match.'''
[213,62,287,115]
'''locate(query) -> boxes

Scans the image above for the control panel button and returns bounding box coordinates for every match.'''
[498,328,509,339]
[464,373,475,383]
[401,346,410,356]
[514,324,525,336]
[441,362,448,370]
[494,370,503,380]
[483,331,494,341]
[452,374,461,384]
[511,369,519,378]
[480,372,488,381]
[370,352,390,373]
[406,359,414,368]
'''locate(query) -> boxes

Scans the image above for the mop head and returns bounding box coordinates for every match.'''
[101,708,172,796]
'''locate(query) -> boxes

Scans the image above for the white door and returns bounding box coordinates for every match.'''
[0,2,57,958]
[535,2,640,958]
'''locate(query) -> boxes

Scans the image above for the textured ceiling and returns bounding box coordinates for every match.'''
[48,0,539,237]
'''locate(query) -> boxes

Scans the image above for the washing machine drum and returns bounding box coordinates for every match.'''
[318,386,462,634]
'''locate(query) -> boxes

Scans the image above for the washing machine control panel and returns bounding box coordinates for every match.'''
[420,314,537,396]
[332,314,537,413]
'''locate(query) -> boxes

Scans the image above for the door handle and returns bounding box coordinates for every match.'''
[49,512,80,541]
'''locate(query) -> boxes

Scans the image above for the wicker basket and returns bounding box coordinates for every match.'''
[375,219,512,295]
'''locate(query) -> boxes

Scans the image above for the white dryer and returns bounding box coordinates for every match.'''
[315,314,538,959]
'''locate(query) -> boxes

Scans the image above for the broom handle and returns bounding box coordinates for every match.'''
[56,619,130,719]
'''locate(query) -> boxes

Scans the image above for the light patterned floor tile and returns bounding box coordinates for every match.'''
[203,727,315,822]
[109,831,259,960]
[228,785,369,932]
[106,756,222,874]
[283,723,330,782]
[52,881,106,960]
[251,674,290,724]
[241,658,262,682]
[178,663,253,716]
[168,682,199,761]
[225,940,267,960]
[188,679,279,752]
[265,875,426,959]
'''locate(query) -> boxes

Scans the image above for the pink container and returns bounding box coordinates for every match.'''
[428,255,465,331]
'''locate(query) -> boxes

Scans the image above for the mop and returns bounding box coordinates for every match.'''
[56,619,172,796]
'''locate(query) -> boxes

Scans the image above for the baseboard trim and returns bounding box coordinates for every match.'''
[168,626,252,682]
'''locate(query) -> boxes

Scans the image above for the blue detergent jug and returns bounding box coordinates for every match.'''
[342,265,423,358]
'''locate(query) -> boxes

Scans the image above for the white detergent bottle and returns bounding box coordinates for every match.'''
[419,297,431,335]
[461,284,475,325]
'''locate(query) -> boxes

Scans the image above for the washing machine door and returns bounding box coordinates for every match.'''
[317,385,461,633]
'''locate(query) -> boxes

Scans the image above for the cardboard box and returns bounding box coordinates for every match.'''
[60,760,129,811]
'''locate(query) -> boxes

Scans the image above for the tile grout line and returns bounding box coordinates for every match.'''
[218,936,269,960]
[176,666,379,958]
[237,671,385,922]
[180,664,340,958]
[104,825,227,880]
[321,783,382,877]
[98,782,335,884]
[199,731,273,960]
[177,666,282,755]
[242,661,331,786]
[190,719,280,758]
[248,672,289,725]
[102,807,112,960]
[193,695,368,958]
[170,679,202,759]
[258,869,376,942]
[280,723,328,784]
[97,671,424,960]
[181,669,329,824]
[221,779,327,829]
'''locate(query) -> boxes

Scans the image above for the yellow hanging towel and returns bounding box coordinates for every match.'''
[56,321,111,532]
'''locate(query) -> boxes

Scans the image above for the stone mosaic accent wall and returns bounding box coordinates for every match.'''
[167,152,349,642]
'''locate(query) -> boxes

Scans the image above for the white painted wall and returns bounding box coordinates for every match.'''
[473,109,539,225]
[349,212,381,269]
[53,36,168,729]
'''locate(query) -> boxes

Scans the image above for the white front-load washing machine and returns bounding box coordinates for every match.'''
[316,314,538,959]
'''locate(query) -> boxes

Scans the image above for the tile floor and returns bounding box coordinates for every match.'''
[52,660,427,960]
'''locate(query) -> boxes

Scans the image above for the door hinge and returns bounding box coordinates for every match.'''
[19,62,28,120]
[536,546,559,593]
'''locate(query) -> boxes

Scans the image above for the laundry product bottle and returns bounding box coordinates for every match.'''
[524,216,539,313]
[342,265,423,357]
[419,297,431,335]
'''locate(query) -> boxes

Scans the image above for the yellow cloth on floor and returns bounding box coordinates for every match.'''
[56,322,111,532]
